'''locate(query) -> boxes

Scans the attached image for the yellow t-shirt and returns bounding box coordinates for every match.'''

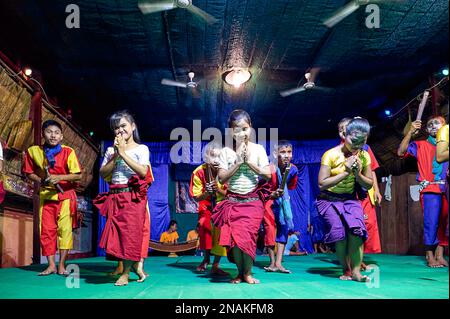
[321,146,371,194]
[160,231,179,243]
[186,230,199,247]
[24,145,81,200]
[437,124,449,145]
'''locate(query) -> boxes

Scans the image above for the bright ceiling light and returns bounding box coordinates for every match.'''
[224,68,251,88]
[23,67,32,77]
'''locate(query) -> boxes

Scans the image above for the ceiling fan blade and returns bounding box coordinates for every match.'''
[161,78,187,88]
[138,0,176,14]
[323,1,360,28]
[279,87,306,97]
[185,4,218,25]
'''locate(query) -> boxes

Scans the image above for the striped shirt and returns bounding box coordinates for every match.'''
[102,145,150,185]
[218,143,269,194]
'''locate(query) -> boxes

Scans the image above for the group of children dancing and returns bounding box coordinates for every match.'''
[21,108,448,286]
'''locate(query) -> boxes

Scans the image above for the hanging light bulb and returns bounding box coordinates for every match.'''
[224,68,251,88]
[23,67,32,77]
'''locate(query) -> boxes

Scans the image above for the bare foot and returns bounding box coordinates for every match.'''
[132,263,149,277]
[243,274,260,284]
[58,265,70,276]
[115,274,129,286]
[38,266,57,276]
[230,276,243,284]
[108,266,123,276]
[339,275,352,280]
[436,257,449,267]
[427,258,444,268]
[352,271,370,282]
[264,266,278,272]
[196,261,209,272]
[211,267,229,276]
[275,264,291,274]
[136,270,148,283]
[339,268,352,280]
[360,262,367,271]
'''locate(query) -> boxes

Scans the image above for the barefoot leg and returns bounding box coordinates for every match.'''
[230,275,243,284]
[133,259,148,276]
[265,245,276,270]
[134,261,148,283]
[57,249,70,275]
[115,273,130,286]
[243,274,260,284]
[348,234,368,281]
[274,243,291,273]
[426,250,444,268]
[339,268,353,281]
[351,271,370,282]
[435,245,449,267]
[211,256,229,276]
[115,260,133,286]
[38,255,57,276]
[242,252,260,284]
[335,240,348,267]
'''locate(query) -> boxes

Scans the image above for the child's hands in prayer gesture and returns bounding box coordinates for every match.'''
[114,133,126,156]
[236,142,248,164]
[345,155,357,174]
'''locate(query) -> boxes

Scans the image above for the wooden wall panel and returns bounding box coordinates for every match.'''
[377,173,426,255]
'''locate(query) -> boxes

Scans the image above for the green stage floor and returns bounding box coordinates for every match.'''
[0,254,448,299]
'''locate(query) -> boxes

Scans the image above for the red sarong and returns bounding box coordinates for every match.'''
[212,188,268,261]
[198,205,213,250]
[361,196,381,253]
[94,175,149,262]
[262,199,276,247]
[141,207,150,258]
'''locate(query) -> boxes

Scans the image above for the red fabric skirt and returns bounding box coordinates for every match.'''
[212,190,265,261]
[198,208,213,250]
[94,176,148,262]
[361,197,381,253]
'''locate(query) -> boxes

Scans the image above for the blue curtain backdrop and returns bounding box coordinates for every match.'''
[96,139,338,256]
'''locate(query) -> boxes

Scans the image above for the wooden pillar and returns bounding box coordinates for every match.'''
[31,90,42,264]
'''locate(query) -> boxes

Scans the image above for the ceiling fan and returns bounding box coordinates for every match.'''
[161,72,201,97]
[138,0,218,25]
[279,68,332,97]
[323,0,401,28]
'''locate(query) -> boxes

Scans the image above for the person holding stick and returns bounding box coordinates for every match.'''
[398,115,448,267]
[23,120,82,276]
[189,141,228,275]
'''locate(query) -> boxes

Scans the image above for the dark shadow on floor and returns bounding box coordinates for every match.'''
[253,260,270,270]
[314,255,380,267]
[166,259,235,283]
[306,266,342,279]
[17,261,122,284]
